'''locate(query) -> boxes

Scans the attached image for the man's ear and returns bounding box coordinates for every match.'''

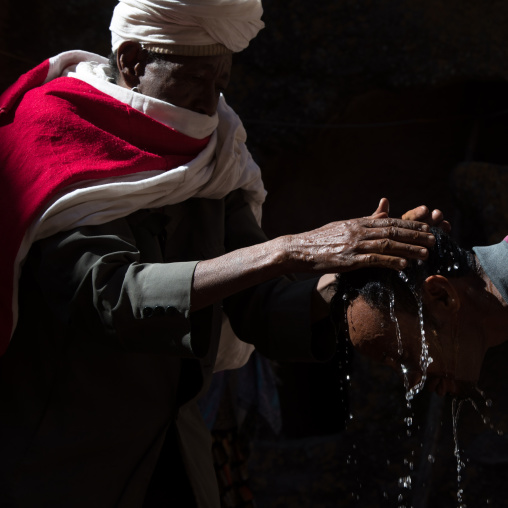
[116,41,147,88]
[422,275,460,316]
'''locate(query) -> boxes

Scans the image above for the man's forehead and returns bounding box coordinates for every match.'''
[347,297,392,342]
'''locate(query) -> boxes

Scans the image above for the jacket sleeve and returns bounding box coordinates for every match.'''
[30,216,209,358]
[223,190,337,363]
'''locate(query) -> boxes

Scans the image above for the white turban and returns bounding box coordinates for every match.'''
[110,0,264,54]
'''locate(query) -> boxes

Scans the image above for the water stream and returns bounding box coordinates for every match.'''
[343,269,503,507]
[388,274,435,508]
[450,386,504,507]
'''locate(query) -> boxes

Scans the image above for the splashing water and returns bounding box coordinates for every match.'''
[405,293,433,402]
[452,398,467,508]
[390,272,435,505]
[389,287,404,357]
[451,393,503,508]
[391,272,434,403]
[470,387,503,436]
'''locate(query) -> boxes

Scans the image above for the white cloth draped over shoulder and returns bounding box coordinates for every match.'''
[110,0,265,53]
[29,50,266,245]
[17,50,263,370]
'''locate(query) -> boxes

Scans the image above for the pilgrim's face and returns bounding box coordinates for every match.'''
[346,296,462,396]
[139,53,232,116]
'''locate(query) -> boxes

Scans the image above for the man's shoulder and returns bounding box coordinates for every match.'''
[473,238,508,303]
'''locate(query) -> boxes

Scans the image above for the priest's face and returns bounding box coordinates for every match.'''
[140,53,232,116]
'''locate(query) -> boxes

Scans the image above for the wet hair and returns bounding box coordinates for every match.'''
[331,228,478,333]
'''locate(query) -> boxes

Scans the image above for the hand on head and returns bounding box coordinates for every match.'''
[332,227,487,397]
[287,215,434,275]
[370,197,452,233]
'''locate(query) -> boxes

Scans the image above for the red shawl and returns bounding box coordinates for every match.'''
[0,60,209,356]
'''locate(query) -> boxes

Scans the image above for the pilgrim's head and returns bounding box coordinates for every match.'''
[108,0,264,115]
[332,228,504,397]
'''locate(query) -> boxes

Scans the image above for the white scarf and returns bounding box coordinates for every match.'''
[28,50,260,371]
[27,50,266,249]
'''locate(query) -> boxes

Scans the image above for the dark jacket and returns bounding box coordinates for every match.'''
[0,189,334,508]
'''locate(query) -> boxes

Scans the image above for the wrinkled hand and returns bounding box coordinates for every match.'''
[402,205,451,232]
[286,216,434,274]
[372,198,451,232]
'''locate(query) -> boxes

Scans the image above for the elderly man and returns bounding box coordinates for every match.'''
[334,228,508,399]
[0,1,437,507]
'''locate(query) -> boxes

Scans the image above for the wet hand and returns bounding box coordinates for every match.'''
[371,198,451,232]
[284,216,435,273]
[370,197,390,218]
[402,205,451,233]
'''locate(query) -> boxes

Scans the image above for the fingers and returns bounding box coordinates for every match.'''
[401,205,430,222]
[294,216,435,274]
[401,205,452,233]
[430,208,443,223]
[365,225,434,248]
[361,218,435,247]
[341,252,412,272]
[371,197,390,217]
[363,216,430,231]
[431,209,452,233]
[357,238,430,261]
[336,219,436,272]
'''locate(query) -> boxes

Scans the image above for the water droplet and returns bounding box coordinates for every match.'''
[398,475,412,489]
[398,271,409,283]
[428,454,435,463]
[486,399,493,408]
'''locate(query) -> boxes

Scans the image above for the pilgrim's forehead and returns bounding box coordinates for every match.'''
[347,297,393,343]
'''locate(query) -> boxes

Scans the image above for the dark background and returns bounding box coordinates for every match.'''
[3,1,508,506]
